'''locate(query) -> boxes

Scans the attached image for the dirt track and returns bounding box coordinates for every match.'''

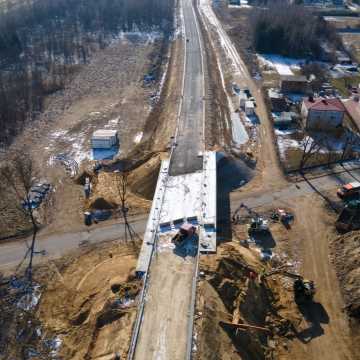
[287,196,355,360]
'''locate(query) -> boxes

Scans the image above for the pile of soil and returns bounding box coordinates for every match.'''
[0,241,140,359]
[195,243,303,360]
[331,231,360,318]
[88,153,165,213]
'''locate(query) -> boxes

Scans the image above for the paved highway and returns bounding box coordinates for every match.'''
[169,0,204,176]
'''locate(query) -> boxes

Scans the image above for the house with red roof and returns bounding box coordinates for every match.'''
[301,97,346,131]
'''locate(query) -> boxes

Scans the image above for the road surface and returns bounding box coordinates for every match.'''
[231,163,360,211]
[169,0,204,176]
[0,216,147,272]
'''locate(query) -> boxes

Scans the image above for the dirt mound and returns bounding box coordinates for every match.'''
[128,152,164,200]
[195,243,302,360]
[90,152,165,214]
[331,231,360,318]
[90,197,117,210]
[0,243,139,360]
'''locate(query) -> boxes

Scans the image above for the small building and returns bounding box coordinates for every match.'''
[91,130,118,149]
[273,112,294,128]
[245,100,255,116]
[301,97,346,130]
[343,97,360,132]
[268,89,288,112]
[280,75,309,94]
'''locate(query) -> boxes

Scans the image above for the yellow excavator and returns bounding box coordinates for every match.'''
[262,269,315,305]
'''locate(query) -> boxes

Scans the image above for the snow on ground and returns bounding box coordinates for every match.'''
[257,54,305,76]
[276,134,302,159]
[232,113,249,146]
[174,0,185,39]
[134,132,143,144]
[199,0,249,145]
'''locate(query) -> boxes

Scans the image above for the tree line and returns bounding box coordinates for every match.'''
[0,0,175,146]
[250,3,340,59]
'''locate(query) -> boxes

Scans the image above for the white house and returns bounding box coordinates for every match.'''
[301,97,346,130]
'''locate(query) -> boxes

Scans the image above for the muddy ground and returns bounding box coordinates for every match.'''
[0,240,140,360]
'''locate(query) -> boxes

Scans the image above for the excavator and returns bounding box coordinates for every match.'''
[262,268,316,305]
[232,203,270,235]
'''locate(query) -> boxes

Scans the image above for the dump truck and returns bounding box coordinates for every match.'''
[337,181,360,199]
[172,223,196,246]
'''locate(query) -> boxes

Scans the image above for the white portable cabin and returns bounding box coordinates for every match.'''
[91,130,118,149]
[239,91,248,109]
[245,100,255,115]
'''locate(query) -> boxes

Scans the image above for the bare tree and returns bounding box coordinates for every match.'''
[299,135,321,172]
[116,171,140,254]
[341,132,357,163]
[0,150,39,283]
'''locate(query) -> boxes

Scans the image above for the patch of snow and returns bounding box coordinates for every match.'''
[89,111,101,116]
[274,128,298,136]
[257,54,305,76]
[134,132,143,144]
[50,130,68,138]
[17,285,41,311]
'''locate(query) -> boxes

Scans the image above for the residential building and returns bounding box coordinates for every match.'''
[280,75,309,94]
[301,97,346,130]
[268,89,288,112]
[343,97,360,132]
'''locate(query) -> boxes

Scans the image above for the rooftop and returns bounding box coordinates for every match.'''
[303,97,346,112]
[92,129,118,137]
[280,75,308,82]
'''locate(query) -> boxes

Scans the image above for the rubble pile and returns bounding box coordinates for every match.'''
[195,243,303,360]
[0,276,59,359]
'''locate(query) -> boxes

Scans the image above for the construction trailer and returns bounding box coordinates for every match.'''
[91,129,118,149]
[245,100,255,116]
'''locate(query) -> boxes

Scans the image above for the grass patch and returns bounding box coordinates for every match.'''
[331,75,360,96]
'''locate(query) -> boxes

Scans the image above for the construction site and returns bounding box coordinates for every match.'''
[1,0,360,359]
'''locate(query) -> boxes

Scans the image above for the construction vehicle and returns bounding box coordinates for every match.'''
[337,181,360,199]
[247,217,269,236]
[172,223,196,246]
[336,199,360,232]
[262,269,315,304]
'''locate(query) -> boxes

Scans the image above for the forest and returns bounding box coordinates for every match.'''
[250,3,340,59]
[0,0,175,146]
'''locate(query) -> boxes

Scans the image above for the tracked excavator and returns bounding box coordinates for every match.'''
[262,269,315,305]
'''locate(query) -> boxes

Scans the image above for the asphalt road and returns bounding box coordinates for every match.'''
[230,163,360,212]
[169,0,204,176]
[0,216,147,272]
